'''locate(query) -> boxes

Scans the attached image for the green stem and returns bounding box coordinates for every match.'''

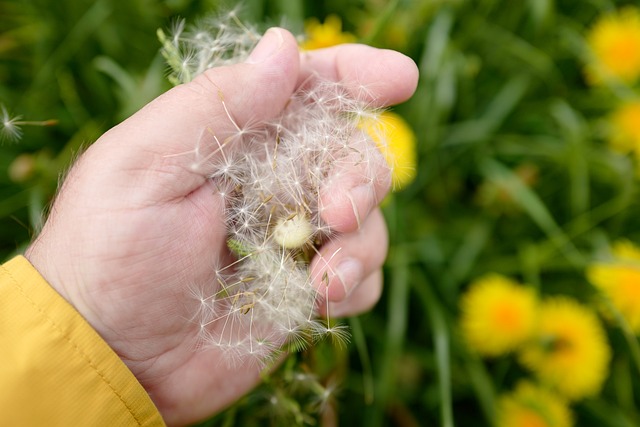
[349,316,375,405]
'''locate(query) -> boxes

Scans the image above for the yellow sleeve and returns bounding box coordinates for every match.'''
[0,256,165,426]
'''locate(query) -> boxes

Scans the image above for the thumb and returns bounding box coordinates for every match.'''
[94,28,300,195]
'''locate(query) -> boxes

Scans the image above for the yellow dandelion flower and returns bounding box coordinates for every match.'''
[585,7,640,85]
[460,274,537,357]
[497,381,573,427]
[611,239,640,262]
[607,100,640,160]
[300,15,356,50]
[587,240,640,332]
[360,111,418,190]
[518,297,611,401]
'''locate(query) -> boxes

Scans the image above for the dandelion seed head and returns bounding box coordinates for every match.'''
[166,13,400,363]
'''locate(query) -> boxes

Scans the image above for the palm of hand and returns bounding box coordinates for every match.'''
[32,140,256,423]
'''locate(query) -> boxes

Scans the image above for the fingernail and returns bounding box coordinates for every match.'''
[246,28,284,64]
[334,258,363,301]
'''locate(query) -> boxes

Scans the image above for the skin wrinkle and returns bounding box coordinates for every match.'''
[89,190,220,362]
[120,321,189,376]
[196,39,299,130]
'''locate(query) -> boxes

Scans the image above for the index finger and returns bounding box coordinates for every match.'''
[299,44,419,107]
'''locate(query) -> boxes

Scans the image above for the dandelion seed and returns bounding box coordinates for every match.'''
[320,323,351,348]
[0,104,57,143]
[1,106,22,142]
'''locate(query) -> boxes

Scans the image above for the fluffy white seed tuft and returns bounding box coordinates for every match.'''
[160,12,391,364]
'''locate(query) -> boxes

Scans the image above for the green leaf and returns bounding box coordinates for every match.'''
[480,158,585,268]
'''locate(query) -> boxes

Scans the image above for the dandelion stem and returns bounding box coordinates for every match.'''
[606,297,640,377]
[349,316,374,405]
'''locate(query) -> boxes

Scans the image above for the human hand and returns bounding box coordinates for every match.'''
[25,28,418,425]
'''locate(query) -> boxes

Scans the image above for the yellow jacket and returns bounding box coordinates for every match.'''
[0,256,165,426]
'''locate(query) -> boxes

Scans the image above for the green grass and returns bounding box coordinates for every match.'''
[3,0,640,425]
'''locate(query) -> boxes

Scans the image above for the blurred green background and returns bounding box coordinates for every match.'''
[3,0,640,426]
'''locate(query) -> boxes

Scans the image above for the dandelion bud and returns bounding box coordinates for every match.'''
[272,213,314,249]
